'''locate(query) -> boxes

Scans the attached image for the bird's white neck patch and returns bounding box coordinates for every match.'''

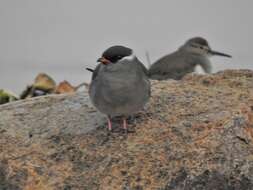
[121,53,136,62]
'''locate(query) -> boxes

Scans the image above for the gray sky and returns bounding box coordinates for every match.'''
[0,0,252,93]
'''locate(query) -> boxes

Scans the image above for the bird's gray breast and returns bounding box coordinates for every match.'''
[89,60,150,116]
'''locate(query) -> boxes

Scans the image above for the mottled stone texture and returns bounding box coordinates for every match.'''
[1,70,253,190]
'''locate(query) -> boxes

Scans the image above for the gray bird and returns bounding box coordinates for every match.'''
[149,37,232,80]
[89,45,150,131]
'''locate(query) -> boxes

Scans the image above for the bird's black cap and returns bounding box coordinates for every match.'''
[99,45,133,63]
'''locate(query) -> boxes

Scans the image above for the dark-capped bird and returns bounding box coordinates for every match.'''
[89,45,150,131]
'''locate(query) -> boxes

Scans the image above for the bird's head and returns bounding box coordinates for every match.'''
[181,37,232,58]
[97,45,134,65]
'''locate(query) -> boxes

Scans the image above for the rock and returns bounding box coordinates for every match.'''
[20,73,87,100]
[1,70,253,189]
[33,73,56,91]
[0,89,18,105]
[55,81,77,94]
[55,81,89,94]
[20,73,57,99]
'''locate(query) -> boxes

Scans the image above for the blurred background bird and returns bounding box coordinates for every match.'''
[149,37,232,80]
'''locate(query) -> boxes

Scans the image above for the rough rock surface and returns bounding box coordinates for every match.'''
[1,70,253,190]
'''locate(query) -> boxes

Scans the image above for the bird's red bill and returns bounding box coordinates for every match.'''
[97,57,111,65]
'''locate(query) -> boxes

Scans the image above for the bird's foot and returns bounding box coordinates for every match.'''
[107,117,112,131]
[123,118,128,131]
[122,118,135,133]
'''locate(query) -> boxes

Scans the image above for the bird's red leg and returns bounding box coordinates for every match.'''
[107,116,112,131]
[123,118,127,130]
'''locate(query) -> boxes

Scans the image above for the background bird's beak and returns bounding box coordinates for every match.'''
[97,57,111,64]
[209,50,232,58]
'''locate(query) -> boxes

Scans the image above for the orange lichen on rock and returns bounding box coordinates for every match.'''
[55,81,76,94]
